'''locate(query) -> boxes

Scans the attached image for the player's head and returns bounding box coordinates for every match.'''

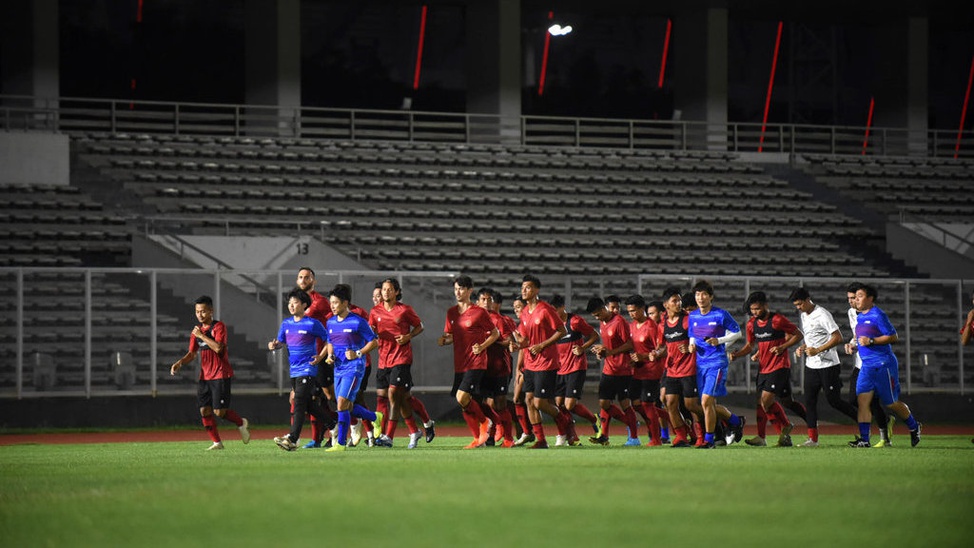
[512,296,526,316]
[328,284,351,303]
[550,293,566,309]
[625,294,646,321]
[845,281,864,308]
[605,295,622,314]
[373,281,383,306]
[381,278,402,303]
[296,267,316,292]
[521,274,541,301]
[744,291,769,319]
[287,288,311,316]
[454,275,474,303]
[681,292,697,311]
[662,287,683,316]
[455,275,474,289]
[647,300,664,323]
[692,280,714,309]
[476,287,494,309]
[586,296,610,321]
[789,287,813,313]
[194,295,214,323]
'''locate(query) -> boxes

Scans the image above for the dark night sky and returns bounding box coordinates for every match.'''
[54,0,974,129]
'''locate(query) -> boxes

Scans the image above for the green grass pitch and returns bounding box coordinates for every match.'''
[2,434,973,547]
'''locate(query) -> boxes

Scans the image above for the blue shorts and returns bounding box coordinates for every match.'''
[697,366,727,398]
[334,367,365,403]
[856,362,900,406]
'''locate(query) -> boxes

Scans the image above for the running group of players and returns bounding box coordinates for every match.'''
[172,268,935,450]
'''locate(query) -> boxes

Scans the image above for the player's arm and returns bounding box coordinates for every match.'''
[575,330,599,356]
[605,339,634,357]
[192,325,224,354]
[807,330,842,357]
[961,309,974,346]
[438,332,453,346]
[472,328,501,355]
[530,323,566,355]
[170,350,198,375]
[396,322,424,345]
[858,332,898,347]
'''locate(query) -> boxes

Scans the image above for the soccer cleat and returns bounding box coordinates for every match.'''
[568,435,581,446]
[624,437,641,447]
[696,441,716,449]
[528,440,549,449]
[910,423,922,447]
[780,423,793,442]
[325,442,346,452]
[777,435,793,447]
[800,439,819,447]
[593,415,602,436]
[463,439,484,449]
[374,435,394,448]
[554,435,567,447]
[500,439,515,448]
[274,435,297,452]
[206,441,224,451]
[659,437,671,445]
[872,438,887,448]
[366,433,375,448]
[238,418,251,444]
[425,420,436,443]
[303,440,321,449]
[671,440,691,448]
[373,411,385,438]
[588,435,610,446]
[407,430,423,449]
[514,432,535,447]
[745,436,767,447]
[476,419,493,447]
[646,439,663,447]
[323,438,333,449]
[728,416,745,445]
[850,438,872,448]
[350,421,363,447]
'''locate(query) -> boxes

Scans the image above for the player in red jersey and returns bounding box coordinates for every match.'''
[586,296,640,446]
[513,275,573,449]
[729,292,807,447]
[170,295,250,450]
[509,296,535,445]
[644,299,671,442]
[625,295,665,446]
[962,288,974,347]
[476,288,516,447]
[369,278,431,449]
[550,294,600,446]
[438,275,500,449]
[657,287,704,447]
[491,290,525,443]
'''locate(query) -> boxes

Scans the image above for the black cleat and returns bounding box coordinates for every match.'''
[696,441,716,449]
[425,420,436,443]
[910,423,922,447]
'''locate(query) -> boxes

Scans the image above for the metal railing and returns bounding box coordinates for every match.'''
[2,95,972,158]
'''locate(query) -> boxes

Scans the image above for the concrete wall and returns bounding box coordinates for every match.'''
[887,222,974,279]
[0,132,69,185]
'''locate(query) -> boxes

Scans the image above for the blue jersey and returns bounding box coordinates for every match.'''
[276,316,328,378]
[326,312,377,375]
[854,306,898,368]
[689,307,740,370]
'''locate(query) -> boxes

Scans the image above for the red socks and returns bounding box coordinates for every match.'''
[641,402,661,442]
[222,409,243,427]
[515,402,531,435]
[756,405,768,438]
[409,396,430,423]
[202,415,220,443]
[376,395,390,436]
[573,403,598,425]
[808,427,819,442]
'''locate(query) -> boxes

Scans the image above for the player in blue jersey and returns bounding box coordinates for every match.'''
[687,280,746,449]
[851,284,922,447]
[268,288,336,451]
[322,284,382,452]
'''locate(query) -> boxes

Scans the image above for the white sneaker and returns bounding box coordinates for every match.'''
[350,421,363,446]
[366,431,375,447]
[274,435,297,451]
[800,438,819,447]
[206,441,224,451]
[238,418,251,444]
[554,435,567,447]
[407,430,423,449]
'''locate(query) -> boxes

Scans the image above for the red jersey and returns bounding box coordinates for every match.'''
[485,310,513,377]
[444,304,496,373]
[630,318,663,380]
[599,313,632,376]
[189,321,233,381]
[747,312,799,374]
[557,313,596,375]
[661,313,695,378]
[518,300,563,372]
[369,301,423,369]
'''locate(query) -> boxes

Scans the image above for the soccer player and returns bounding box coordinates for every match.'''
[294,267,338,448]
[551,294,599,446]
[605,295,622,315]
[477,288,516,447]
[961,288,974,346]
[645,298,671,441]
[625,295,665,445]
[687,280,746,449]
[586,296,640,447]
[510,296,534,445]
[492,290,523,442]
[438,275,500,449]
[321,284,382,452]
[658,287,703,447]
[369,278,431,449]
[170,295,250,450]
[729,292,806,447]
[513,274,573,449]
[850,284,922,447]
[844,282,892,447]
[268,288,336,451]
[790,287,859,447]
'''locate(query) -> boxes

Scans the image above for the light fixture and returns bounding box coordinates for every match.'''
[548,24,573,36]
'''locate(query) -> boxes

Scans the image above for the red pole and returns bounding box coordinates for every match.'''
[658,19,672,89]
[758,21,783,153]
[954,55,974,159]
[538,11,554,96]
[862,96,875,155]
[412,5,429,91]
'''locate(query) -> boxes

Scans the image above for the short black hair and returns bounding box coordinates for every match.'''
[550,294,566,308]
[382,278,402,301]
[789,287,810,302]
[455,275,473,289]
[477,287,494,300]
[647,300,663,311]
[287,288,311,307]
[298,266,316,278]
[522,274,541,288]
[606,294,621,305]
[194,295,213,308]
[859,283,878,300]
[586,297,606,314]
[328,284,351,303]
[846,281,864,294]
[624,294,646,308]
[491,289,503,304]
[744,291,767,314]
[681,292,696,309]
[692,280,714,296]
[662,286,682,302]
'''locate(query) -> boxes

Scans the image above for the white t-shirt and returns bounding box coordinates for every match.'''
[847,307,862,370]
[799,305,841,369]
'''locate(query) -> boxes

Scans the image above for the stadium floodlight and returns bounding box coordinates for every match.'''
[548,24,573,36]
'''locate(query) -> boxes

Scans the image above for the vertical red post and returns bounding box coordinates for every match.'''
[861,97,875,155]
[658,18,672,89]
[954,55,974,159]
[412,5,429,91]
[538,11,554,97]
[758,21,783,153]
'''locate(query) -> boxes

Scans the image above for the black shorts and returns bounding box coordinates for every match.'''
[388,364,414,389]
[481,374,509,398]
[523,369,558,400]
[631,378,662,403]
[804,365,843,396]
[556,370,587,398]
[663,375,698,399]
[316,361,335,388]
[373,367,390,390]
[359,365,372,395]
[198,377,232,409]
[756,368,793,399]
[598,373,632,401]
[452,370,485,397]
